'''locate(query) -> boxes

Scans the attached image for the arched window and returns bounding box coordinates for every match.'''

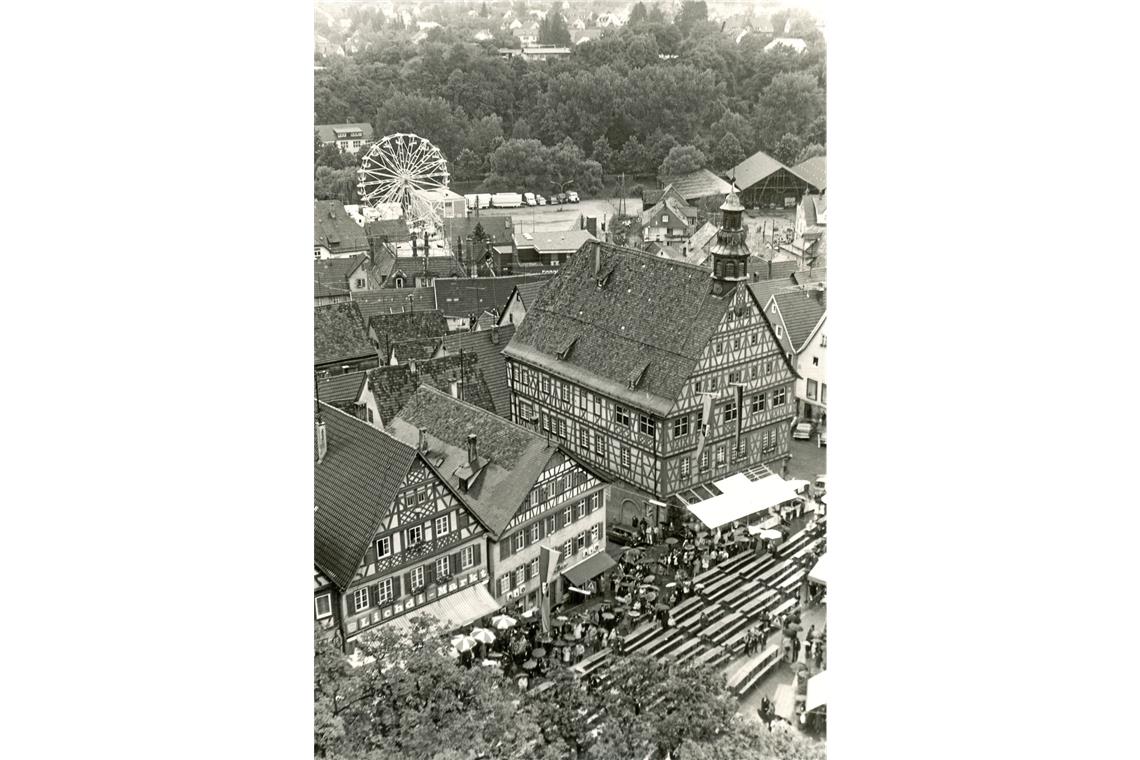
[394,277,404,289]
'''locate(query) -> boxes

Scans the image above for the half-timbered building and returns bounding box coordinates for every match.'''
[388,386,612,614]
[314,402,497,650]
[502,193,798,504]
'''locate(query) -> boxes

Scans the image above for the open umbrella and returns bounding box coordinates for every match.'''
[655,602,670,611]
[451,634,477,653]
[643,574,656,583]
[665,582,677,588]
[628,610,643,619]
[556,615,570,623]
[759,529,782,541]
[471,627,496,645]
[532,647,547,659]
[521,608,537,618]
[665,537,679,545]
[491,614,518,630]
[522,659,538,670]
[601,612,616,621]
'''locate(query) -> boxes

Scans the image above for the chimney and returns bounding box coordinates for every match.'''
[418,427,429,452]
[412,235,418,256]
[466,433,478,466]
[409,359,417,375]
[315,416,328,464]
[490,324,500,344]
[593,242,601,275]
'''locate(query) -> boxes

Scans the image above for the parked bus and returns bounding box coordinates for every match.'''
[491,192,523,208]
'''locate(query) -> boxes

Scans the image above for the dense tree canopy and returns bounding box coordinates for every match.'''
[314,3,825,189]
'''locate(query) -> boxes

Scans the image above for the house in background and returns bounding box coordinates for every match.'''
[497,278,551,328]
[317,371,381,428]
[511,229,597,272]
[434,273,551,332]
[650,168,735,210]
[504,198,799,505]
[315,123,374,154]
[316,200,371,259]
[367,352,496,429]
[749,270,827,423]
[374,247,468,289]
[389,386,613,615]
[314,403,497,650]
[438,216,515,272]
[791,156,826,195]
[315,302,379,376]
[729,149,821,209]
[353,287,438,323]
[438,324,517,419]
[764,37,807,53]
[365,219,414,258]
[314,253,381,307]
[640,189,700,244]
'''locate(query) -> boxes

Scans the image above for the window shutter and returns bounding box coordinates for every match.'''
[458,511,469,529]
[584,530,592,547]
[404,572,413,593]
[472,542,481,567]
[450,552,460,575]
[500,539,509,560]
[556,510,564,529]
[392,575,402,600]
[425,563,436,587]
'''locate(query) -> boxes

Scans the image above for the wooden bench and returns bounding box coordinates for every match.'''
[720,625,754,657]
[663,636,705,664]
[739,587,781,619]
[693,565,724,585]
[719,550,756,575]
[640,628,687,659]
[623,620,662,650]
[701,610,748,646]
[770,597,797,620]
[572,648,611,677]
[670,595,704,619]
[719,579,763,610]
[727,645,783,698]
[694,644,729,670]
[677,602,728,631]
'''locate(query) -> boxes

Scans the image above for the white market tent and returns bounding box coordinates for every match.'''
[807,552,829,586]
[806,669,828,712]
[685,473,810,530]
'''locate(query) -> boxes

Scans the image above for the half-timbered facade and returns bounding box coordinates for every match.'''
[389,386,611,614]
[502,194,798,502]
[314,402,497,649]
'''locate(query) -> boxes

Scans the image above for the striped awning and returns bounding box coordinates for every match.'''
[380,583,502,635]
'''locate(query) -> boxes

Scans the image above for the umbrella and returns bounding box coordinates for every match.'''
[665,582,677,588]
[532,647,547,658]
[491,614,518,630]
[643,575,656,583]
[471,627,496,645]
[696,531,710,540]
[556,615,570,623]
[628,610,643,619]
[451,634,477,653]
[655,602,670,611]
[522,659,538,670]
[447,647,460,659]
[665,537,679,545]
[521,608,537,618]
[601,612,616,621]
[759,529,782,541]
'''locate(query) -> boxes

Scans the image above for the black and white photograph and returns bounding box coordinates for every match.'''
[313,2,828,758]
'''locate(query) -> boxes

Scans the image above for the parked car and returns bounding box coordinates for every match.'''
[523,192,536,206]
[555,192,569,204]
[607,526,642,547]
[567,190,580,202]
[813,474,827,499]
[793,420,814,440]
[817,427,827,447]
[536,194,547,205]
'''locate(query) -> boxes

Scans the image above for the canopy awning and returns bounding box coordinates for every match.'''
[561,551,617,587]
[684,473,809,530]
[378,583,502,635]
[807,553,829,586]
[806,670,828,712]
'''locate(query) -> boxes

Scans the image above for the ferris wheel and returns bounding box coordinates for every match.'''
[356,133,450,232]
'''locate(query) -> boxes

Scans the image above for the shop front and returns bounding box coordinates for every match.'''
[559,549,617,608]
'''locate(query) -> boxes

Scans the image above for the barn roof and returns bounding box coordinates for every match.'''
[730,149,818,193]
[792,156,826,191]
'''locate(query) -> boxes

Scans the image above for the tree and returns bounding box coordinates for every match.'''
[794,143,826,165]
[539,2,572,47]
[675,1,709,37]
[548,137,603,196]
[486,138,551,189]
[659,144,706,178]
[314,166,360,205]
[479,2,488,18]
[773,132,804,165]
[628,2,649,26]
[590,137,613,170]
[713,131,746,172]
[755,71,825,150]
[510,117,532,140]
[618,135,649,175]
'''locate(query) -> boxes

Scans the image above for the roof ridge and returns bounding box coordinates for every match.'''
[409,385,552,444]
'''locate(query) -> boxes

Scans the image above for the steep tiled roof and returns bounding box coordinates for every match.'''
[367,353,495,425]
[314,403,416,590]
[352,288,437,321]
[792,157,826,191]
[314,302,375,366]
[383,252,468,280]
[315,200,369,253]
[315,123,374,143]
[315,254,366,299]
[389,386,558,537]
[367,310,449,363]
[730,149,817,193]
[511,280,550,313]
[772,289,826,352]
[513,229,597,254]
[439,324,517,417]
[434,274,553,319]
[661,168,734,202]
[505,241,737,416]
[317,371,367,410]
[364,218,412,244]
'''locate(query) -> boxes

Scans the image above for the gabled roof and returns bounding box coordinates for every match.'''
[434,274,553,319]
[504,241,738,416]
[439,324,517,417]
[389,386,558,537]
[314,403,417,590]
[317,372,368,410]
[352,288,437,321]
[511,279,550,312]
[792,156,826,191]
[729,149,817,193]
[367,353,495,425]
[315,201,369,252]
[660,168,734,202]
[314,302,375,366]
[367,310,449,363]
[687,221,719,254]
[382,252,468,281]
[314,254,367,299]
[315,123,374,143]
[365,218,412,244]
[513,229,597,254]
[772,289,827,352]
